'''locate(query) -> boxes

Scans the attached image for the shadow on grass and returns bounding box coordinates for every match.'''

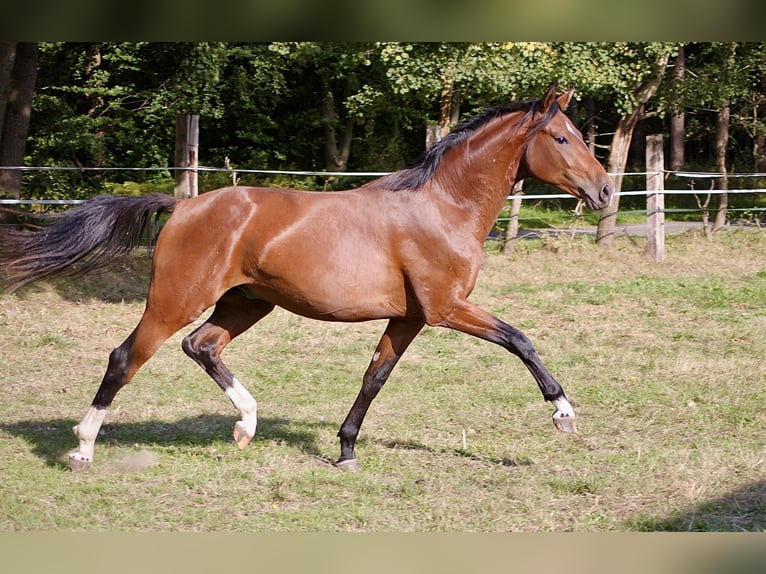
[627,479,766,532]
[379,438,534,468]
[0,414,338,470]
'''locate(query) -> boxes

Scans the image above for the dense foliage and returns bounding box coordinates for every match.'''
[10,42,766,200]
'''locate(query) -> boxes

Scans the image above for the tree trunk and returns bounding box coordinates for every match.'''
[502,180,524,254]
[669,45,685,171]
[321,79,353,172]
[0,42,37,199]
[427,83,459,149]
[438,75,454,139]
[595,109,641,246]
[584,96,597,156]
[596,52,670,248]
[711,43,737,234]
[84,43,104,117]
[712,101,729,233]
[449,88,461,127]
[0,42,17,140]
[755,131,766,173]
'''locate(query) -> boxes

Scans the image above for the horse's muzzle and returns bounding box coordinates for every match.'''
[582,182,614,210]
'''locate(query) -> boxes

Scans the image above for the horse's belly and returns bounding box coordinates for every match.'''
[240,198,416,321]
[244,264,410,322]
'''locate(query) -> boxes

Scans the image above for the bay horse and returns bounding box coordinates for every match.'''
[0,85,613,471]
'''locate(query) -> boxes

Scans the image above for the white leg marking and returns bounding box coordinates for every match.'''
[551,396,575,419]
[226,377,258,440]
[551,396,577,433]
[70,406,108,465]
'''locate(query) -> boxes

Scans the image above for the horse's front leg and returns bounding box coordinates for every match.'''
[335,318,424,471]
[181,295,275,450]
[439,301,577,433]
[70,406,109,470]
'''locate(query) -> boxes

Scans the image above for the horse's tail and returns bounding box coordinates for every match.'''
[0,193,180,293]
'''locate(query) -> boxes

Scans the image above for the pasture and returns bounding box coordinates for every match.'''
[0,231,763,531]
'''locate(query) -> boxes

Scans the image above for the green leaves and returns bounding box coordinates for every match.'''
[20,42,766,201]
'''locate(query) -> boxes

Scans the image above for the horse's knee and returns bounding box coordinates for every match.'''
[360,359,396,399]
[107,345,130,374]
[181,333,197,360]
[181,332,217,369]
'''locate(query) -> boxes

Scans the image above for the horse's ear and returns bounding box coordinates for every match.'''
[540,83,558,113]
[557,87,574,111]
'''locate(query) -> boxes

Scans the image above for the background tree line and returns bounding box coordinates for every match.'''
[1,42,766,242]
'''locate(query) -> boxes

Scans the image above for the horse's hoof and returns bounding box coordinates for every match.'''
[68,453,92,471]
[553,415,577,434]
[334,458,361,472]
[233,421,253,449]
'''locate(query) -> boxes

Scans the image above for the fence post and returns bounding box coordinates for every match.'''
[646,134,665,262]
[174,114,199,199]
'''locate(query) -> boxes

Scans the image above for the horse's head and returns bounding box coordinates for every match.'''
[520,85,614,211]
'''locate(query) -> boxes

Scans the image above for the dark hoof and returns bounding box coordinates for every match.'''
[334,458,361,472]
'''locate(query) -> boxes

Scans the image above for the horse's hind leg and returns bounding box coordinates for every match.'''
[181,290,274,450]
[336,318,424,471]
[69,310,191,470]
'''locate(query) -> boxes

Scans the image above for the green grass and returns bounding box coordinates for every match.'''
[0,231,764,531]
[495,203,650,232]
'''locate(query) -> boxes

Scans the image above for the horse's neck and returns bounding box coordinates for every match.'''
[433,117,528,236]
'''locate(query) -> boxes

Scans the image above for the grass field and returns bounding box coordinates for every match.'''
[0,230,764,532]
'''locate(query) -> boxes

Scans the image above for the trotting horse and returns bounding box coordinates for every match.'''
[0,85,613,471]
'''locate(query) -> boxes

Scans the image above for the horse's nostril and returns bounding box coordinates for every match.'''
[600,184,612,203]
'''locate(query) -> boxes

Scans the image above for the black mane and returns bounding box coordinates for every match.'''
[364,99,541,192]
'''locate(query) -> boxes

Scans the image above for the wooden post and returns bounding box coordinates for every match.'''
[646,134,665,261]
[174,114,199,199]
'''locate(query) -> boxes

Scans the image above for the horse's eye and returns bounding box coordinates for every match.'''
[555,136,568,144]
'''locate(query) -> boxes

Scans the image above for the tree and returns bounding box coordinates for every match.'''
[165,43,227,198]
[0,42,38,199]
[673,43,761,234]
[711,44,739,233]
[380,42,560,139]
[669,45,686,171]
[0,42,17,140]
[722,43,766,172]
[268,43,382,173]
[18,41,766,212]
[587,43,675,247]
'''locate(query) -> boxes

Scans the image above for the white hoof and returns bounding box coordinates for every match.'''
[551,396,577,433]
[233,420,254,449]
[552,412,578,433]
